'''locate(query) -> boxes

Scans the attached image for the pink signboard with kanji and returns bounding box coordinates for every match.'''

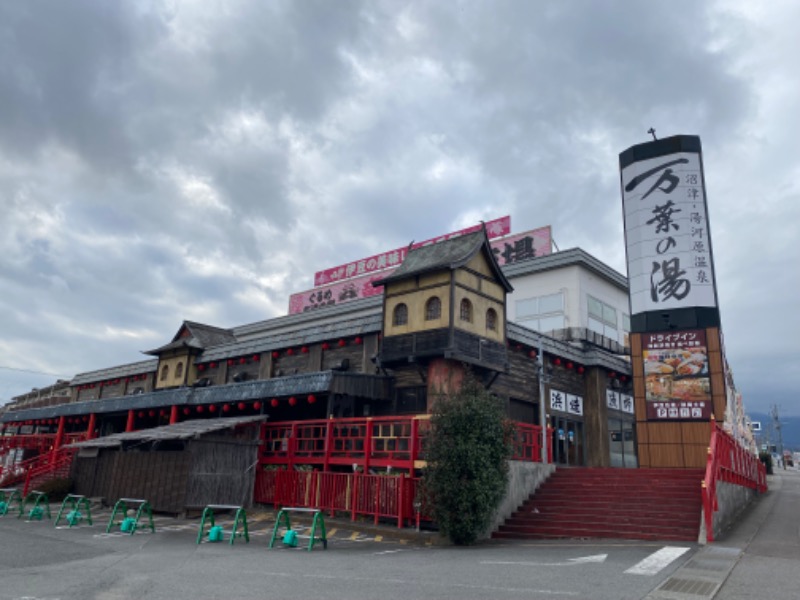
[313,216,512,286]
[289,224,552,314]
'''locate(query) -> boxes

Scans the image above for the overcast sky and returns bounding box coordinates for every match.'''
[1,1,797,416]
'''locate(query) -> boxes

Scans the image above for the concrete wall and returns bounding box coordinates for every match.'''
[699,480,757,544]
[481,460,556,540]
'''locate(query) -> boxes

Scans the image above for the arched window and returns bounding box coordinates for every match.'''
[393,303,408,326]
[175,362,184,379]
[160,364,169,382]
[460,298,473,323]
[486,308,498,331]
[425,296,442,321]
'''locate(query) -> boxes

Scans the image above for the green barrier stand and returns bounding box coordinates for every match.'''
[269,507,327,552]
[105,498,156,535]
[18,490,52,521]
[54,494,94,528]
[0,488,22,517]
[196,504,250,545]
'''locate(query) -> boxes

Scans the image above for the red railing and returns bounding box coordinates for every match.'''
[253,469,421,528]
[260,416,544,472]
[702,420,768,542]
[0,448,78,494]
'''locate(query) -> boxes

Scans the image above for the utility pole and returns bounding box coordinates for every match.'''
[537,337,550,464]
[772,404,785,470]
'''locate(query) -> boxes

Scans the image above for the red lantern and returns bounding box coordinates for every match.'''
[609,372,617,379]
[308,394,316,404]
[222,404,230,412]
[253,401,262,410]
[272,351,279,359]
[338,339,346,348]
[196,406,204,413]
[209,404,217,413]
[252,354,260,362]
[159,410,166,417]
[354,337,362,345]
[287,348,295,356]
[148,410,155,417]
[237,402,246,411]
[553,358,562,366]
[183,408,191,415]
[620,375,627,382]
[197,364,205,372]
[528,350,537,359]
[138,411,144,418]
[301,346,309,354]
[515,344,522,351]
[227,359,234,366]
[270,398,279,408]
[577,366,585,375]
[210,362,217,369]
[566,362,574,370]
[321,342,330,350]
[239,357,246,365]
[288,397,297,407]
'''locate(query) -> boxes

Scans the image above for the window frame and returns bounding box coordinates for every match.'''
[425,296,442,321]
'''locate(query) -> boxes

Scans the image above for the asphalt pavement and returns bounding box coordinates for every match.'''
[1,472,796,600]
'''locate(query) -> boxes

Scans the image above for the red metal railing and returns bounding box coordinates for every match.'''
[702,420,768,542]
[260,416,543,472]
[253,469,421,528]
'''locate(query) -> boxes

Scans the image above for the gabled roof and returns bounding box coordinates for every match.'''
[372,229,513,292]
[144,320,236,356]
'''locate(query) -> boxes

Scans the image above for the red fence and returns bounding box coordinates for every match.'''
[702,420,768,542]
[254,469,421,528]
[259,415,544,472]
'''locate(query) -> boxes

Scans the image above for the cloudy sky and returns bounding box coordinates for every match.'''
[1,1,797,416]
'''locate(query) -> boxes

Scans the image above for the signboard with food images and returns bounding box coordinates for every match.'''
[643,329,711,420]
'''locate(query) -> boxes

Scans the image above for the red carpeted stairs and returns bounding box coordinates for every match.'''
[493,467,704,542]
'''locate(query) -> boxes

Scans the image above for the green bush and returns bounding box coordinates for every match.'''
[421,372,511,545]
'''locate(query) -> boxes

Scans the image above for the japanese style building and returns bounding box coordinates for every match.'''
[1,226,637,521]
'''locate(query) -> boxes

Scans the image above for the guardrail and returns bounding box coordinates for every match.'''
[702,419,767,542]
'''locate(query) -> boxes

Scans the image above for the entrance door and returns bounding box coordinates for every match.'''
[550,416,585,466]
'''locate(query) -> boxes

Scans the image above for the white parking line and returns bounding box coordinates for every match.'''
[625,546,690,576]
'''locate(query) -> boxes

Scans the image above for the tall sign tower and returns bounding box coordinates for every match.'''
[619,135,726,467]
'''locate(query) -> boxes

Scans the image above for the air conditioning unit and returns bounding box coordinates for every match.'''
[193,378,212,388]
[232,372,249,383]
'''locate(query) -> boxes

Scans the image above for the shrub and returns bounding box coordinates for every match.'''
[421,372,511,545]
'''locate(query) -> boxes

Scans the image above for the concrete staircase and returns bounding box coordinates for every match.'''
[493,467,704,542]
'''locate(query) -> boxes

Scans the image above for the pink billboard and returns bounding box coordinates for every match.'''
[289,224,552,314]
[313,216,512,286]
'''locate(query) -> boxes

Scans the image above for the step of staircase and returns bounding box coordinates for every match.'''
[492,467,704,542]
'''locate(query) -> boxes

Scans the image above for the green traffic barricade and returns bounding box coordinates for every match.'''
[18,490,51,521]
[0,488,23,517]
[54,494,94,528]
[105,498,156,535]
[269,507,327,552]
[196,504,250,545]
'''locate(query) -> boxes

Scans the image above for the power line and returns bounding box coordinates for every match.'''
[0,365,71,379]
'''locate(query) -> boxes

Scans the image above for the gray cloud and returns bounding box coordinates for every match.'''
[1,0,796,417]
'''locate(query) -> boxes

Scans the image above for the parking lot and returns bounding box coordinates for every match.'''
[0,501,700,600]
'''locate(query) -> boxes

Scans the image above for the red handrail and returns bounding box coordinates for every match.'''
[702,418,767,542]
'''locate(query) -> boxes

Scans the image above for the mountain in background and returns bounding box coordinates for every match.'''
[748,412,800,452]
